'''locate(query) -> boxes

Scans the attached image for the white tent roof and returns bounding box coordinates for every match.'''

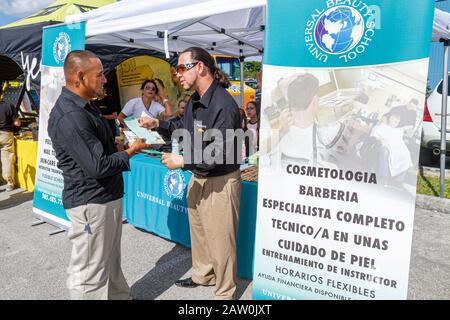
[66,1,450,57]
[433,8,450,42]
[65,0,266,59]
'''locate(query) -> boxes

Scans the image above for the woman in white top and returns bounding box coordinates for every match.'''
[246,101,259,155]
[117,79,173,126]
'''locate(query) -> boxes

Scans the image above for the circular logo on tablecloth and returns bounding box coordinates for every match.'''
[53,32,71,64]
[163,170,185,199]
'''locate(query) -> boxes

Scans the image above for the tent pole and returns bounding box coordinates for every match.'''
[439,39,449,198]
[240,57,245,108]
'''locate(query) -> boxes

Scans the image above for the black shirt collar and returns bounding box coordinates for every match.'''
[191,81,219,109]
[61,86,90,109]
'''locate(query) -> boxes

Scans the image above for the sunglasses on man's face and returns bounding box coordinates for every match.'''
[176,62,199,74]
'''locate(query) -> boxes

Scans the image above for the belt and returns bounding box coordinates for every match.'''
[193,169,240,179]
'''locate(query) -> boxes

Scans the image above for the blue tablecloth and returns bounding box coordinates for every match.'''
[123,154,257,279]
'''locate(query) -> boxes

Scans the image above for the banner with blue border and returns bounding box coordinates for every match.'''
[264,0,435,68]
[41,23,85,67]
[253,0,435,300]
[32,23,85,227]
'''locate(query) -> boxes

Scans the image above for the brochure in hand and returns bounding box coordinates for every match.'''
[123,116,165,145]
[123,116,165,155]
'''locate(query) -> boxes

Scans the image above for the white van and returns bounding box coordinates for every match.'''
[421,75,450,164]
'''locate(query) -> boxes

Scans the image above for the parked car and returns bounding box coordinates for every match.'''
[421,75,450,164]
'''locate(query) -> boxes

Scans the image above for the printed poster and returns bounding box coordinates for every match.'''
[32,23,85,229]
[253,0,435,300]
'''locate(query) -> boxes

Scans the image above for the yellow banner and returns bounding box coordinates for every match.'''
[117,55,182,109]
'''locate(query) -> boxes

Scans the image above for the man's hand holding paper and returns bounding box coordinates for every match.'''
[123,116,165,145]
[138,116,159,130]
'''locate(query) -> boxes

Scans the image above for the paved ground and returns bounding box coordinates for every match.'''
[0,186,449,300]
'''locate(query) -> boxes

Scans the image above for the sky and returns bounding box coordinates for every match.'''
[0,0,54,26]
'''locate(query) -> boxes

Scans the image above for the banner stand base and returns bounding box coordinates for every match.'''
[48,228,66,236]
[31,220,46,227]
[32,210,70,237]
[31,214,69,236]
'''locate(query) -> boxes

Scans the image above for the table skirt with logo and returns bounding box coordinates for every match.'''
[123,154,257,279]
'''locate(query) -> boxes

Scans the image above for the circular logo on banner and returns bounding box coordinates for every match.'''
[53,32,71,64]
[163,170,185,199]
[315,6,364,55]
[305,2,376,63]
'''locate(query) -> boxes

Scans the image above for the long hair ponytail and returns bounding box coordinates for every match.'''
[213,68,231,88]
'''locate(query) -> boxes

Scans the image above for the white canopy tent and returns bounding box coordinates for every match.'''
[433,8,450,41]
[66,0,266,106]
[432,8,450,197]
[65,0,266,59]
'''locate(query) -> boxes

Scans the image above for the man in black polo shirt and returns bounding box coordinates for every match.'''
[48,50,149,300]
[0,87,20,191]
[139,47,242,300]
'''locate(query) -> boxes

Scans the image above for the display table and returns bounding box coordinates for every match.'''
[14,138,38,192]
[123,154,257,279]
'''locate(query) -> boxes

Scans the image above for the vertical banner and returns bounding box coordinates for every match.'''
[253,0,435,300]
[32,23,85,229]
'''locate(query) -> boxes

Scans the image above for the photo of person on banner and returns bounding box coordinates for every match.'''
[260,64,426,194]
[369,108,414,183]
[260,73,343,169]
